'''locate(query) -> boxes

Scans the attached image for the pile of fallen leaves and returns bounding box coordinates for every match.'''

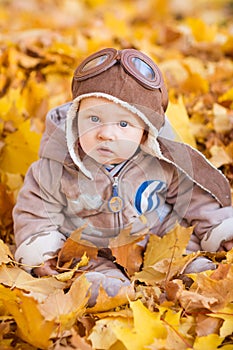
[0,0,233,349]
[1,224,233,350]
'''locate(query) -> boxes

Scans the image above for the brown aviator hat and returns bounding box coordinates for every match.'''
[67,48,231,207]
[72,48,168,131]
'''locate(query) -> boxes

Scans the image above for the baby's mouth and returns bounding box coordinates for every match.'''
[96,146,114,156]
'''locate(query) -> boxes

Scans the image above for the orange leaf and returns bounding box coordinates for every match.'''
[57,226,98,267]
[109,226,147,276]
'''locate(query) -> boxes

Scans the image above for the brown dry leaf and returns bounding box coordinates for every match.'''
[176,285,218,312]
[169,264,233,313]
[208,304,233,338]
[109,226,147,276]
[57,226,98,267]
[192,264,233,311]
[165,278,218,312]
[69,329,93,350]
[195,314,222,337]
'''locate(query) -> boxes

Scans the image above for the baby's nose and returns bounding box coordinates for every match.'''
[97,124,115,140]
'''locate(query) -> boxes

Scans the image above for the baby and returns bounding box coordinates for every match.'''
[13,48,233,305]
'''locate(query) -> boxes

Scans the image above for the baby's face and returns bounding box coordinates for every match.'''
[78,97,145,165]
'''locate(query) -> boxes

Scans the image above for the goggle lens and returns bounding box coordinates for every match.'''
[131,57,155,80]
[82,54,108,71]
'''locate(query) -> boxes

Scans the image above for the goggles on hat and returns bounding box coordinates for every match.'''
[73,48,165,91]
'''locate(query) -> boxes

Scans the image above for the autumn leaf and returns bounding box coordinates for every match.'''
[192,334,224,350]
[186,17,217,42]
[57,226,98,268]
[208,304,233,338]
[134,224,194,284]
[109,299,167,350]
[1,0,233,349]
[88,316,132,350]
[0,240,14,264]
[0,284,55,349]
[39,274,90,330]
[0,119,41,175]
[166,95,197,147]
[0,264,65,302]
[55,252,89,281]
[109,225,147,276]
[87,283,136,314]
[195,313,222,337]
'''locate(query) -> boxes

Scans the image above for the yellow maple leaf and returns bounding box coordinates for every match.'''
[0,88,25,124]
[187,18,217,42]
[0,240,14,264]
[0,284,55,349]
[110,299,167,350]
[192,334,224,350]
[181,72,209,94]
[166,96,197,147]
[0,119,41,175]
[134,224,194,283]
[218,86,233,103]
[88,316,132,350]
[55,252,89,281]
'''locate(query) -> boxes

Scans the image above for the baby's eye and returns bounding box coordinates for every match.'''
[119,121,128,127]
[90,116,100,123]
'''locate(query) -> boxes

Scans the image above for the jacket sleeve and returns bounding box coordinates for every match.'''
[13,158,67,271]
[166,169,233,252]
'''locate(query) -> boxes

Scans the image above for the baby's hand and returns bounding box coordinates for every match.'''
[32,258,58,277]
[218,239,233,252]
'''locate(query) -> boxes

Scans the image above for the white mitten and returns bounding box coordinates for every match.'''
[201,218,233,252]
[184,256,216,274]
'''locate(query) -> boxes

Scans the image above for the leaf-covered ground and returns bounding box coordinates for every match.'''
[0,0,233,349]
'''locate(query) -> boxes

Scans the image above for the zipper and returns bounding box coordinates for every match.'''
[107,176,123,235]
[112,176,119,197]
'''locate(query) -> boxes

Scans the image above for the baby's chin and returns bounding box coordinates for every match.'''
[88,154,126,165]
